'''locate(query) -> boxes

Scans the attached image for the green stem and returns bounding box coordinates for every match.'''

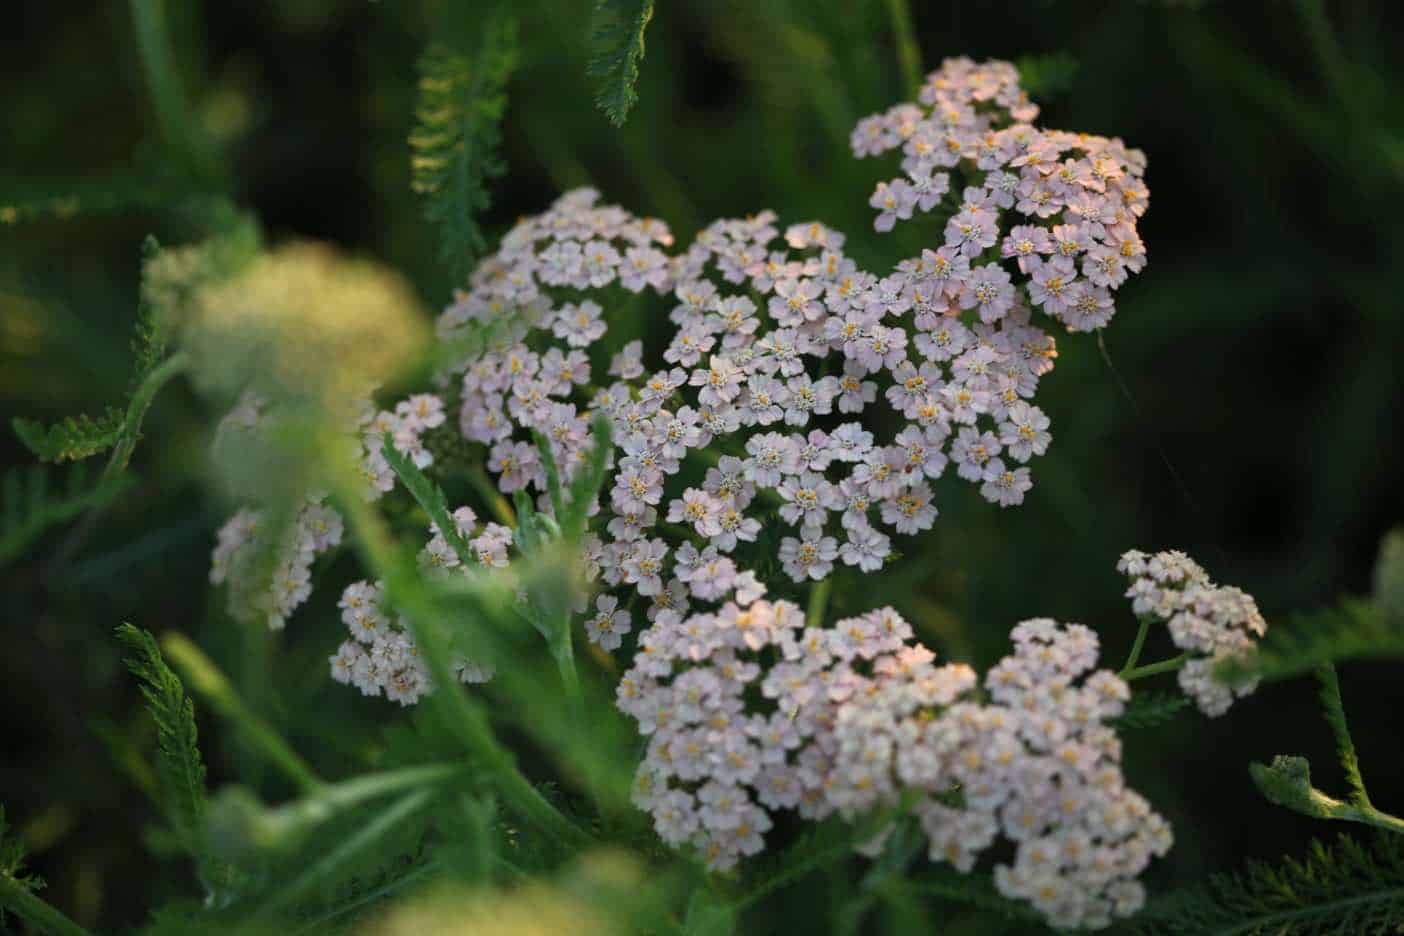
[1315,663,1373,809]
[129,0,216,182]
[291,858,442,934]
[1120,616,1151,675]
[269,764,466,829]
[260,789,435,917]
[0,874,93,936]
[1120,653,1189,682]
[162,631,324,794]
[104,350,189,483]
[882,0,924,96]
[807,577,832,630]
[332,479,592,851]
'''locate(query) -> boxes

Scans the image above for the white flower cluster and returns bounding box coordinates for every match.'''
[617,597,840,872]
[444,184,1064,611]
[614,600,1171,929]
[1117,549,1267,716]
[210,495,343,630]
[330,506,507,704]
[821,618,1170,930]
[853,57,1148,333]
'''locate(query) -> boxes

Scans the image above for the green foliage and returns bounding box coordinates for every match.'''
[1113,691,1190,730]
[116,624,209,851]
[1014,52,1081,98]
[0,806,44,921]
[1226,598,1404,683]
[1137,833,1404,935]
[14,235,187,475]
[13,409,125,463]
[0,464,132,568]
[588,0,656,127]
[409,14,517,279]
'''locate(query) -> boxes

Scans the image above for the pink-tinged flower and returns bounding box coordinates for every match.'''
[979,458,1032,507]
[870,179,917,232]
[778,527,838,581]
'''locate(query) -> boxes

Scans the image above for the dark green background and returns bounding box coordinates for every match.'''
[2,0,1401,930]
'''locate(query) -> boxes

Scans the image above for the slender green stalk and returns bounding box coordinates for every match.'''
[1119,616,1151,675]
[883,0,924,96]
[269,764,467,829]
[259,789,435,917]
[1315,663,1373,808]
[0,874,93,936]
[807,577,832,630]
[103,351,188,482]
[161,632,324,794]
[1120,653,1189,682]
[129,0,217,183]
[291,858,442,934]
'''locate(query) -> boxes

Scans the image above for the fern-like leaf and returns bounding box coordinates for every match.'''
[13,409,124,463]
[1227,598,1404,684]
[116,624,209,851]
[588,0,655,126]
[0,464,132,568]
[1136,833,1404,935]
[1113,691,1190,730]
[409,15,517,280]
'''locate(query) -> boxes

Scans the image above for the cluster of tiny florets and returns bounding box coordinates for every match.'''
[1117,550,1267,716]
[819,618,1170,930]
[330,506,504,704]
[210,495,342,630]
[614,602,1171,928]
[443,184,1063,615]
[617,598,919,872]
[853,56,1148,334]
[357,393,449,499]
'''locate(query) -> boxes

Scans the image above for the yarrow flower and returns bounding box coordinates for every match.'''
[852,57,1149,335]
[210,494,343,630]
[438,164,1094,613]
[614,599,1171,929]
[330,506,504,704]
[1117,549,1267,716]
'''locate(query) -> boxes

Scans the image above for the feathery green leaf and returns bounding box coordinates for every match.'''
[588,0,655,126]
[13,409,125,464]
[1224,598,1404,684]
[116,624,209,850]
[1136,833,1404,935]
[409,15,517,279]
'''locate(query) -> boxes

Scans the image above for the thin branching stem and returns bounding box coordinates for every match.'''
[1120,653,1189,682]
[1315,663,1373,809]
[1120,616,1151,675]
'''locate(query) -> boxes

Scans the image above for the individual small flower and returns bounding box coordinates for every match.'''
[586,594,632,651]
[870,179,917,232]
[778,527,839,581]
[979,458,1033,507]
[553,300,607,347]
